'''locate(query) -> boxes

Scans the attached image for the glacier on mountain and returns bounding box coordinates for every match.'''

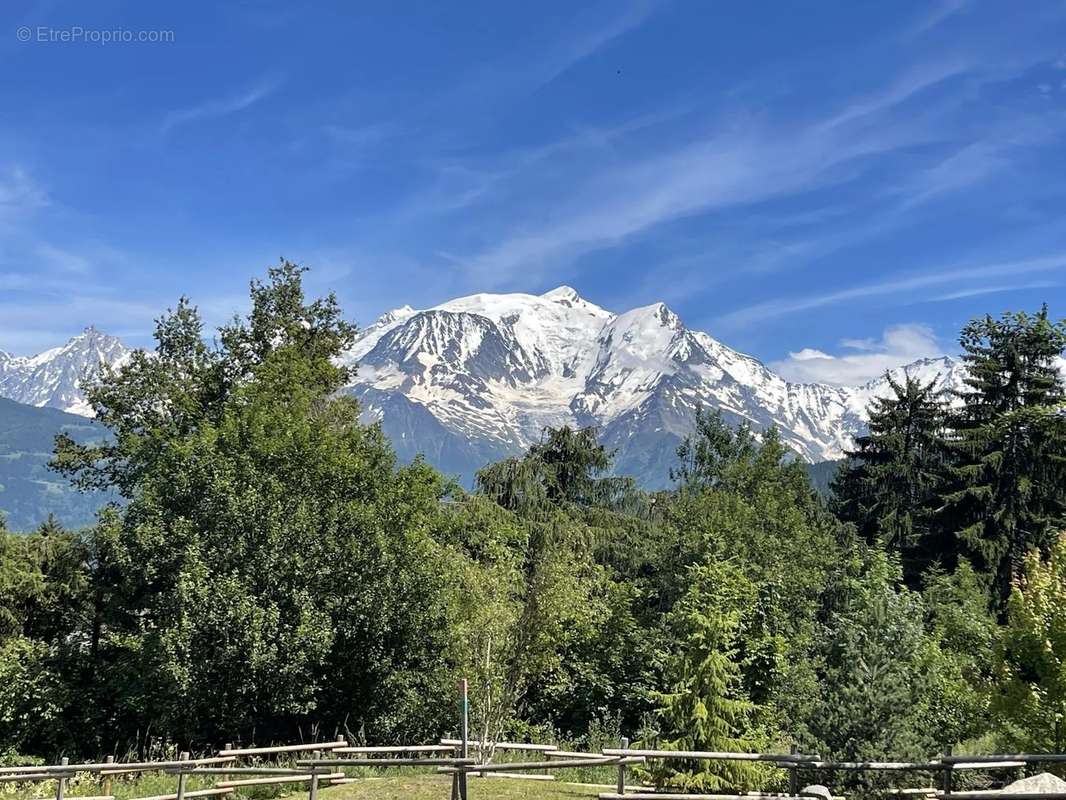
[342,286,965,484]
[0,289,965,486]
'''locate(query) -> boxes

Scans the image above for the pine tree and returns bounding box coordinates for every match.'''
[476,426,636,512]
[646,563,766,792]
[832,374,951,585]
[942,307,1066,607]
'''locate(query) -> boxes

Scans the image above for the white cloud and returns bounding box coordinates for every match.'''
[790,347,833,361]
[34,241,91,274]
[0,166,48,222]
[161,75,282,133]
[906,0,969,37]
[454,57,974,288]
[934,281,1057,301]
[771,323,946,386]
[463,112,935,287]
[717,253,1066,328]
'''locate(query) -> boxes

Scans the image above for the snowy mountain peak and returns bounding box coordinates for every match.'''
[541,285,594,309]
[542,284,580,299]
[341,288,967,477]
[375,305,415,326]
[0,290,970,485]
[0,329,131,415]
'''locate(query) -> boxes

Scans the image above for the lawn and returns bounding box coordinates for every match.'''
[314,774,604,799]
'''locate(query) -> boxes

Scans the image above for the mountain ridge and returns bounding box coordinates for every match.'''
[0,327,131,416]
[0,287,965,487]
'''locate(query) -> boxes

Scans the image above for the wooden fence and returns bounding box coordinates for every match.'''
[7,682,1066,799]
[10,743,1066,800]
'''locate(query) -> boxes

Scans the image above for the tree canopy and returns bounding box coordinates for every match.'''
[0,269,1063,794]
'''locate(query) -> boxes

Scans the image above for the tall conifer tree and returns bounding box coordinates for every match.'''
[942,307,1066,606]
[832,374,951,585]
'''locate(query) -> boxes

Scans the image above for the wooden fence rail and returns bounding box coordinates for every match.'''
[12,680,1066,800]
[10,743,1066,800]
[217,740,347,757]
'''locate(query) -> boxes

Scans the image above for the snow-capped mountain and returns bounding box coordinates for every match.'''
[343,286,966,485]
[0,327,130,416]
[0,290,966,486]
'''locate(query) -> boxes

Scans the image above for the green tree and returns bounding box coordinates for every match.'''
[672,409,758,491]
[833,374,952,586]
[50,262,458,747]
[645,562,768,792]
[476,426,636,513]
[942,307,1066,606]
[458,429,622,758]
[663,410,842,742]
[992,534,1066,751]
[922,561,998,748]
[804,552,935,771]
[0,521,91,756]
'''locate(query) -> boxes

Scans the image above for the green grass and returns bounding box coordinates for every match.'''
[1,771,221,800]
[2,752,619,800]
[315,774,602,799]
[1,772,604,800]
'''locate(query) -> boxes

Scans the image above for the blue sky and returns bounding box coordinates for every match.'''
[3,1,1066,384]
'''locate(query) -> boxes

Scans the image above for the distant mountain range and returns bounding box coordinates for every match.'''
[0,397,113,531]
[0,289,966,502]
[0,327,129,416]
[341,287,965,485]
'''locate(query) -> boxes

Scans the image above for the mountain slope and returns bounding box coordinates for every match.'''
[0,289,966,489]
[0,327,130,415]
[346,286,965,485]
[0,397,113,532]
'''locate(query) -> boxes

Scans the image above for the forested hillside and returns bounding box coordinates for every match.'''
[3,264,1065,794]
[0,397,113,531]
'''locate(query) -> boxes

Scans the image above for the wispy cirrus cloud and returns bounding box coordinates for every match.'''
[906,0,970,38]
[0,166,48,222]
[818,58,971,130]
[533,0,659,88]
[933,281,1059,301]
[161,75,283,134]
[457,75,955,286]
[717,253,1066,329]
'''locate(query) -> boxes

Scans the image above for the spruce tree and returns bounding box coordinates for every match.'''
[942,307,1066,607]
[647,563,766,792]
[832,374,951,585]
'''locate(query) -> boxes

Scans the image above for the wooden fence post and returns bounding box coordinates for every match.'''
[941,746,953,798]
[221,744,232,786]
[308,749,321,800]
[789,743,799,796]
[175,752,189,800]
[459,678,469,800]
[617,736,629,796]
[56,757,68,800]
[102,755,114,798]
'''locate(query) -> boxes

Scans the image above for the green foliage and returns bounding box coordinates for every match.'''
[40,263,463,750]
[921,561,998,747]
[801,552,937,785]
[0,636,65,756]
[644,562,768,792]
[476,427,637,513]
[833,375,952,585]
[461,430,626,758]
[992,534,1066,751]
[942,307,1066,606]
[6,283,1066,780]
